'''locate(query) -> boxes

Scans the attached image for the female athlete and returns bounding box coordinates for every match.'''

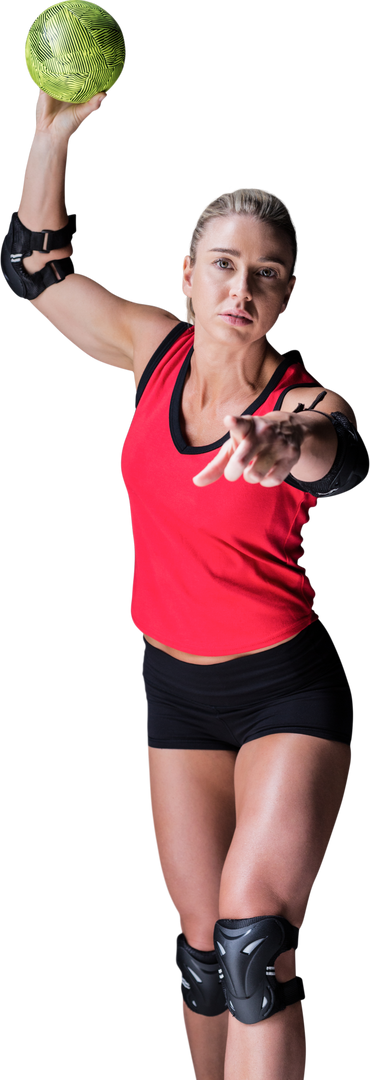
[2,90,368,1080]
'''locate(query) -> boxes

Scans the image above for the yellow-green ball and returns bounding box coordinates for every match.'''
[26,1,125,103]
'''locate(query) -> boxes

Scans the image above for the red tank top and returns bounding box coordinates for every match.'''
[121,322,321,654]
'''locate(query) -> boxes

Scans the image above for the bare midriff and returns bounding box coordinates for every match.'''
[143,632,300,665]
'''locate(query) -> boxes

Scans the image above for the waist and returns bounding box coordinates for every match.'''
[143,621,349,700]
[143,631,301,665]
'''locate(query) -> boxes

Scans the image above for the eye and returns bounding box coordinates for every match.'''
[214,260,278,278]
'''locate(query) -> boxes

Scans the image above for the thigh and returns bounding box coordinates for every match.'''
[219,733,351,925]
[148,747,237,949]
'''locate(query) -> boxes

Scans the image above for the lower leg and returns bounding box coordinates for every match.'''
[181,973,305,1080]
[224,1001,305,1080]
[181,953,305,1080]
[182,1003,229,1080]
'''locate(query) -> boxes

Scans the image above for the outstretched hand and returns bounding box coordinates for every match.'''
[192,413,304,488]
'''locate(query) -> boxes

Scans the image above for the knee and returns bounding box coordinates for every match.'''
[213,914,305,1025]
[176,932,228,1017]
[177,905,306,1024]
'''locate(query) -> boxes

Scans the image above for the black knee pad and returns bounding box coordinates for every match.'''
[176,933,228,1016]
[214,916,305,1025]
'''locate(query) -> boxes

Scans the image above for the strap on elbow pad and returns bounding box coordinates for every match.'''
[1,211,76,299]
[286,404,369,497]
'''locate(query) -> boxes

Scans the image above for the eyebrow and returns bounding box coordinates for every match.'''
[208,247,287,267]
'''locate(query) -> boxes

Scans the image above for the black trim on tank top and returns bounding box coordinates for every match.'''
[133,319,190,408]
[273,380,325,412]
[132,326,323,462]
[171,345,323,455]
[171,356,295,453]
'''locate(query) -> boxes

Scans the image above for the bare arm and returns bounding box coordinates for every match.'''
[192,387,363,489]
[16,90,180,376]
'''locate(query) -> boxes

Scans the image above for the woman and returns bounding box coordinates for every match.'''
[2,90,368,1080]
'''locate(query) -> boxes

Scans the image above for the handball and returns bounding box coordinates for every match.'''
[25,1,125,103]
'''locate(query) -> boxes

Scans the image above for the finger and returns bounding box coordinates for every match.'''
[192,439,233,486]
[224,438,255,481]
[222,415,261,481]
[242,458,264,484]
[223,419,264,479]
[224,414,256,448]
[243,453,297,487]
[224,414,244,428]
[259,460,297,487]
[224,413,254,430]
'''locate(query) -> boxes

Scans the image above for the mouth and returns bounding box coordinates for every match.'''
[219,310,253,325]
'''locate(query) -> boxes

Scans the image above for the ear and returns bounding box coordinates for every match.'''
[284,278,302,313]
[182,255,194,298]
[180,253,193,298]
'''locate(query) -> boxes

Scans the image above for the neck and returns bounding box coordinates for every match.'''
[189,324,281,409]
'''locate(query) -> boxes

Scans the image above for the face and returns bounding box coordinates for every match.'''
[182,214,296,344]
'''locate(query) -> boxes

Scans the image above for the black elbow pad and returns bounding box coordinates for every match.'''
[1,211,76,299]
[285,412,369,497]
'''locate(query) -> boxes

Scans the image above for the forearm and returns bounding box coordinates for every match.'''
[290,411,338,482]
[18,131,69,231]
[15,130,72,282]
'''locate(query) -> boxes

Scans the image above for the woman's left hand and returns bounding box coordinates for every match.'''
[192,412,304,487]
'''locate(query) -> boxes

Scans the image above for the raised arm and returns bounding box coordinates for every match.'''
[2,90,180,378]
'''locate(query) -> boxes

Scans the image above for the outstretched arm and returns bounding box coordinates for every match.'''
[193,387,368,496]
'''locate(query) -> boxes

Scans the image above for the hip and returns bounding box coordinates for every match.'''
[143,620,350,704]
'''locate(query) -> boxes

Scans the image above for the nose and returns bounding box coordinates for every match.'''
[229,269,253,301]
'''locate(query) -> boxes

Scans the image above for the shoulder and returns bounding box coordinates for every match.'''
[278,384,357,427]
[130,308,186,387]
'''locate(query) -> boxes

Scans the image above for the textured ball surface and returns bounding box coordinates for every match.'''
[26,1,125,103]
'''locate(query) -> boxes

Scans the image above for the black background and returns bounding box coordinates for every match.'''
[2,10,368,1080]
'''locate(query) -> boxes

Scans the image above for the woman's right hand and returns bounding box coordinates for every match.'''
[35,88,106,141]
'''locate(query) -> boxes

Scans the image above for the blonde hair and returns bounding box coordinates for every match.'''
[186,188,297,323]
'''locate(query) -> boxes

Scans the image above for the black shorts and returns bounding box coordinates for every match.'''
[143,621,353,750]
